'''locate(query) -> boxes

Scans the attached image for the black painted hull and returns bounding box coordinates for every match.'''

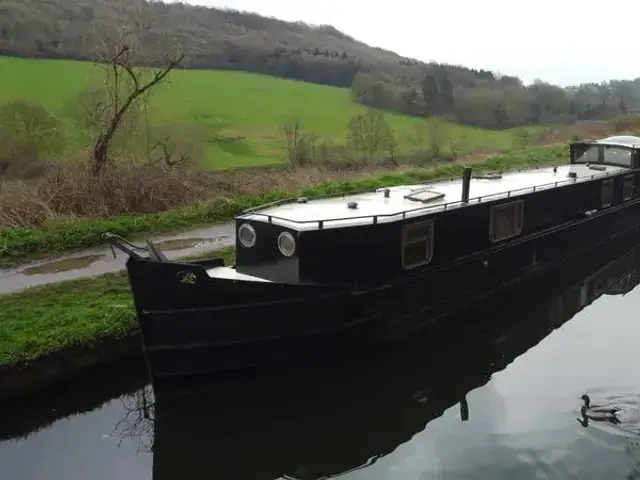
[127,197,640,385]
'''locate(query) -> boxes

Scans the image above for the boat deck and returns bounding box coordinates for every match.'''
[205,266,272,282]
[239,164,628,231]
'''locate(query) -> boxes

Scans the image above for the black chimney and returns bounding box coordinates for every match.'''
[461,167,472,203]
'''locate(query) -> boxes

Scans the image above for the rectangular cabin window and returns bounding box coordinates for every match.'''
[623,175,635,201]
[572,145,600,164]
[601,179,614,207]
[603,146,633,167]
[401,221,434,269]
[489,200,523,243]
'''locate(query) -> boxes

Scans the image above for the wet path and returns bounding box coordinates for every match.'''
[0,223,235,294]
[3,240,640,479]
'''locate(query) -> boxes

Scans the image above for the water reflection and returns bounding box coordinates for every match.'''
[4,241,640,479]
[0,358,147,442]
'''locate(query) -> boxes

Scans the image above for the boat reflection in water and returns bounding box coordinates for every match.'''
[117,238,640,480]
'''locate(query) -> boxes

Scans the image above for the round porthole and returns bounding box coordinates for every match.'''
[277,231,296,257]
[238,223,256,248]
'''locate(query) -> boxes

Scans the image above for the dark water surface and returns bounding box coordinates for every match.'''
[3,243,640,479]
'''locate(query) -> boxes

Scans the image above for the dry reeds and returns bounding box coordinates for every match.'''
[0,160,402,229]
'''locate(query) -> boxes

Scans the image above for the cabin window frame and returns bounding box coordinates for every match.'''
[601,178,614,207]
[602,145,633,167]
[489,199,524,243]
[571,144,601,165]
[401,220,434,269]
[623,174,635,201]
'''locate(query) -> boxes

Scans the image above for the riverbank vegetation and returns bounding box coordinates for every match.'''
[0,248,235,368]
[0,145,568,266]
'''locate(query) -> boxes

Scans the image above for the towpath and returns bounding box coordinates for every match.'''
[0,223,235,295]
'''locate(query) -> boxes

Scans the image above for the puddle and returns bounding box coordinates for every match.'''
[0,224,236,295]
[22,254,106,275]
[155,238,206,251]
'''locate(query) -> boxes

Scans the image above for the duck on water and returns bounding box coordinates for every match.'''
[104,135,640,386]
[577,394,621,427]
[581,394,621,414]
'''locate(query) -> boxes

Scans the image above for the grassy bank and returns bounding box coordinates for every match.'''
[0,56,544,168]
[0,145,568,266]
[0,248,236,368]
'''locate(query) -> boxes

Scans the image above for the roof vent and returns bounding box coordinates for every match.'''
[383,188,390,198]
[472,172,502,180]
[347,201,358,209]
[568,171,577,179]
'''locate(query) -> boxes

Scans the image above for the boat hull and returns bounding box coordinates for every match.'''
[127,197,640,385]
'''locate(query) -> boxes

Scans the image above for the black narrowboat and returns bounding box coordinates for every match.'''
[104,135,640,384]
[149,239,640,480]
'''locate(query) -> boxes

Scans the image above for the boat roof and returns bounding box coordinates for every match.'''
[238,164,628,231]
[579,135,640,148]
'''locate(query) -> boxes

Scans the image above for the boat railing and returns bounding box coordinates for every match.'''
[241,167,622,229]
[242,163,555,215]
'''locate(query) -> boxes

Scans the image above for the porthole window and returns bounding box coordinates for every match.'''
[238,223,256,248]
[277,231,296,257]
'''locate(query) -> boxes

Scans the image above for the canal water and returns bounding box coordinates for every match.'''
[3,242,640,479]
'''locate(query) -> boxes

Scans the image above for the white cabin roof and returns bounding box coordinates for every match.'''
[238,164,628,231]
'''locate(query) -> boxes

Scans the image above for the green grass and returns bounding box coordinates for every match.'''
[0,56,549,169]
[0,144,568,266]
[0,248,236,367]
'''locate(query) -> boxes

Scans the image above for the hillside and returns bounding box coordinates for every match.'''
[0,56,536,169]
[0,0,499,90]
[4,0,640,131]
[3,0,640,130]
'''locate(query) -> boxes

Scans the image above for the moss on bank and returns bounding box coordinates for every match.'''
[0,248,236,367]
[0,144,567,267]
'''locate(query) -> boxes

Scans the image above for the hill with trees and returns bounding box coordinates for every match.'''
[2,0,640,129]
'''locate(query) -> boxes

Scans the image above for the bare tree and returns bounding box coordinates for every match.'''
[346,109,395,164]
[146,124,205,168]
[449,131,470,159]
[0,100,65,178]
[281,118,303,165]
[425,116,450,159]
[407,123,428,152]
[279,118,321,167]
[88,1,187,175]
[112,384,155,454]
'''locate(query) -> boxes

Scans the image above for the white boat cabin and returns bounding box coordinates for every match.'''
[206,136,640,283]
[237,135,640,232]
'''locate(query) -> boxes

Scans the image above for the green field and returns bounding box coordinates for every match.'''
[0,56,545,169]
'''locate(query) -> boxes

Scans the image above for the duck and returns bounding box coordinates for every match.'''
[578,405,620,426]
[581,394,621,414]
